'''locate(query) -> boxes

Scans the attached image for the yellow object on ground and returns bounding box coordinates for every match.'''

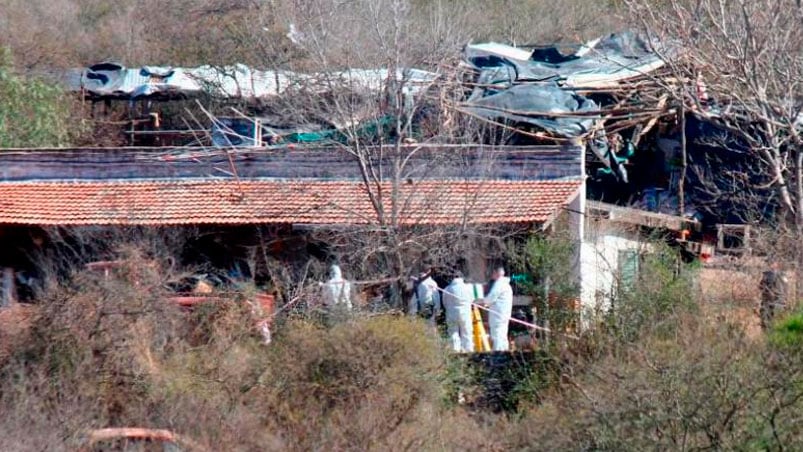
[472,306,491,352]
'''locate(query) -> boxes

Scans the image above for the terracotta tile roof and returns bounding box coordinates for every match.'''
[0,179,581,226]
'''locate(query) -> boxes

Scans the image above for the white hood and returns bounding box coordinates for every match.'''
[329,264,343,280]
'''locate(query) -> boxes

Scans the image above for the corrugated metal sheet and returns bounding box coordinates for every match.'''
[66,63,438,99]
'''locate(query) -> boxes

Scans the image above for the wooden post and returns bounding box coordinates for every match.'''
[2,267,17,307]
[679,102,687,217]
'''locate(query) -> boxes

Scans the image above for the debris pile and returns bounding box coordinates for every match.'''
[460,31,677,184]
[57,30,786,226]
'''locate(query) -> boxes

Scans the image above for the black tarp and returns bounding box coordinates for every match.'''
[462,83,598,137]
[465,31,666,86]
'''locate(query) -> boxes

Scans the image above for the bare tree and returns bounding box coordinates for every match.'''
[625,0,803,232]
[234,0,529,307]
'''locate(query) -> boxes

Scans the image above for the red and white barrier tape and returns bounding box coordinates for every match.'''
[263,277,580,341]
[434,285,580,340]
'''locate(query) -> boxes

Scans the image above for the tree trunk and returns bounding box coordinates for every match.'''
[769,147,795,216]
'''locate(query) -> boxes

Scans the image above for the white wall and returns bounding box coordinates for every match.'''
[579,226,648,326]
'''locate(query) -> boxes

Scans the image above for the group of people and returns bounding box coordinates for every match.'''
[410,266,514,353]
[318,263,514,352]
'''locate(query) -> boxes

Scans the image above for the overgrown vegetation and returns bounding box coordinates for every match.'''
[603,242,698,342]
[0,246,459,450]
[0,0,622,69]
[5,237,803,450]
[511,232,580,335]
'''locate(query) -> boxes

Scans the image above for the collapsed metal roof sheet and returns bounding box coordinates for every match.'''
[65,63,438,99]
[461,83,599,137]
[465,31,667,88]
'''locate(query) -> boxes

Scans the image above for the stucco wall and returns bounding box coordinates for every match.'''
[579,223,649,322]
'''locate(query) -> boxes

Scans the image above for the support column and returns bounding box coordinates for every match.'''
[1,267,17,307]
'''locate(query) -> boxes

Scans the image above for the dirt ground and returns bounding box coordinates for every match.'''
[698,260,797,340]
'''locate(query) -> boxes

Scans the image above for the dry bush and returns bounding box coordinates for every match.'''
[0,248,188,445]
[0,304,37,364]
[4,238,796,451]
[499,308,803,451]
[0,0,267,68]
[0,243,480,450]
[251,317,448,450]
[8,237,803,450]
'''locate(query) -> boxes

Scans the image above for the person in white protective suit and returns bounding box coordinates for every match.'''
[407,270,442,325]
[320,264,352,310]
[442,272,474,353]
[482,267,513,351]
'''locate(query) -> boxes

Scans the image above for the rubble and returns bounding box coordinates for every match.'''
[51,30,772,230]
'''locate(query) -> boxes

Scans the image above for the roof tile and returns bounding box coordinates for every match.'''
[0,179,581,226]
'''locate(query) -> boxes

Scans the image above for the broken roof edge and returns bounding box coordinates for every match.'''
[587,200,698,232]
[61,63,441,100]
[464,30,672,89]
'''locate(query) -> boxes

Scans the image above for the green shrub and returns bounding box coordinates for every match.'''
[510,233,580,337]
[604,243,698,343]
[769,311,803,349]
[0,48,75,148]
[455,351,560,413]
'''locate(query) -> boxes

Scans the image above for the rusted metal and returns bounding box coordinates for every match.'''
[84,427,207,451]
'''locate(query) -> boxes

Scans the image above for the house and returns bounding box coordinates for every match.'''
[0,144,586,307]
[0,141,719,331]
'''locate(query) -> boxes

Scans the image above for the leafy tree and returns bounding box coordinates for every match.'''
[511,232,580,336]
[0,49,74,148]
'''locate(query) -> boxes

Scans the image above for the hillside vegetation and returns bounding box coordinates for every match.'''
[0,0,621,69]
[2,0,803,450]
[2,241,803,450]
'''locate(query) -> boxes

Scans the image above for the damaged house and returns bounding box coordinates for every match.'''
[0,144,585,313]
[10,30,757,324]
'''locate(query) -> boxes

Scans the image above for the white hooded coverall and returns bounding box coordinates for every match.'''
[485,276,513,351]
[408,276,441,324]
[443,277,474,353]
[321,265,352,310]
